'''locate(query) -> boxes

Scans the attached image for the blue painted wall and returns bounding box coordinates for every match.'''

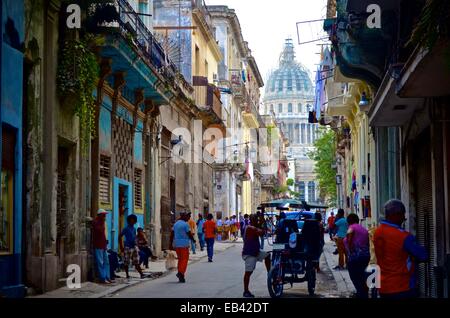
[0,0,25,298]
[99,101,112,153]
[134,119,143,164]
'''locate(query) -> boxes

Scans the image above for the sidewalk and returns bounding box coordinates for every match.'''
[322,237,355,296]
[31,241,238,298]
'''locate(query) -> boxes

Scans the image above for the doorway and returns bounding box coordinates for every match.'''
[112,178,132,251]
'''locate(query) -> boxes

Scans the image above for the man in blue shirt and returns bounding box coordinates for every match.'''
[196,213,206,251]
[119,214,145,279]
[333,209,349,270]
[170,212,195,283]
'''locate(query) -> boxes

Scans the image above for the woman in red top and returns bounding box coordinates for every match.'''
[203,214,217,262]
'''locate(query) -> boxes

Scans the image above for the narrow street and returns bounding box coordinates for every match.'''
[108,240,350,299]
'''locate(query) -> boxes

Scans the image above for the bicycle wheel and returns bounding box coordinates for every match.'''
[267,263,284,298]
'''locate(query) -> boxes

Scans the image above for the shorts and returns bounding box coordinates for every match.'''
[123,246,140,266]
[242,250,268,272]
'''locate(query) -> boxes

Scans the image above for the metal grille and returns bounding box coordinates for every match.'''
[414,129,437,297]
[134,168,143,208]
[100,155,111,204]
[112,116,133,182]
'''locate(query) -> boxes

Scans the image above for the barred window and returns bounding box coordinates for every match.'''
[99,155,111,203]
[134,168,143,208]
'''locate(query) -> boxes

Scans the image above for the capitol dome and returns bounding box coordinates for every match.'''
[264,39,315,102]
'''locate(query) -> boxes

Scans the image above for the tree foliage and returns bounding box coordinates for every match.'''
[307,127,337,205]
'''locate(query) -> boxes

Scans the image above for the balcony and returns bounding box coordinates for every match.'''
[193,76,224,127]
[326,0,401,88]
[88,0,193,105]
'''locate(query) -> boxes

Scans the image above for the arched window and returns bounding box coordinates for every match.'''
[278,103,283,113]
[270,104,274,113]
[298,103,302,113]
[288,103,293,113]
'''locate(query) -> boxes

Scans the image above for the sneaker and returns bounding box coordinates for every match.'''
[208,259,213,263]
[140,274,147,279]
[176,272,185,283]
[243,291,255,298]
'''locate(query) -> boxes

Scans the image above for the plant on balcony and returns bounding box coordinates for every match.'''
[408,0,450,49]
[408,0,450,68]
[57,34,103,153]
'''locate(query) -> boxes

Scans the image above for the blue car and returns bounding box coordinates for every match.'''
[284,211,315,232]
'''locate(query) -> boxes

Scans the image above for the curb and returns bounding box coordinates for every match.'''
[98,242,238,298]
[322,242,354,296]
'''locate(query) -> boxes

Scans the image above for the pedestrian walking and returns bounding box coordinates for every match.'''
[136,227,156,269]
[327,211,336,240]
[216,216,223,241]
[242,214,271,298]
[344,213,370,298]
[373,199,427,298]
[224,217,230,241]
[119,214,146,279]
[170,212,195,283]
[92,209,112,284]
[333,209,348,270]
[187,213,197,254]
[203,214,217,262]
[230,215,238,241]
[196,213,206,251]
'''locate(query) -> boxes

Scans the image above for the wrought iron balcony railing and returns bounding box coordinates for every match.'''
[94,0,193,93]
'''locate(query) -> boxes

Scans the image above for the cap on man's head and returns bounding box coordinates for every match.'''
[98,209,108,215]
[384,199,406,217]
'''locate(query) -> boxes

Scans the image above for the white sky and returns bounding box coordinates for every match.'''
[205,0,328,92]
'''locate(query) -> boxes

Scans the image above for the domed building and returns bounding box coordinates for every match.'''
[263,39,319,202]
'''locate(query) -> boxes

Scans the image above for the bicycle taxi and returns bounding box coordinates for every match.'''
[259,199,328,298]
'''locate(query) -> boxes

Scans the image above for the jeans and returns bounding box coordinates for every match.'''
[95,249,110,282]
[197,232,205,250]
[138,246,152,267]
[190,239,196,253]
[205,238,215,260]
[347,256,370,298]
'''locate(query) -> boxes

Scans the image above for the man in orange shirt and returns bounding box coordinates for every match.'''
[374,199,427,298]
[187,213,197,254]
[203,213,217,262]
